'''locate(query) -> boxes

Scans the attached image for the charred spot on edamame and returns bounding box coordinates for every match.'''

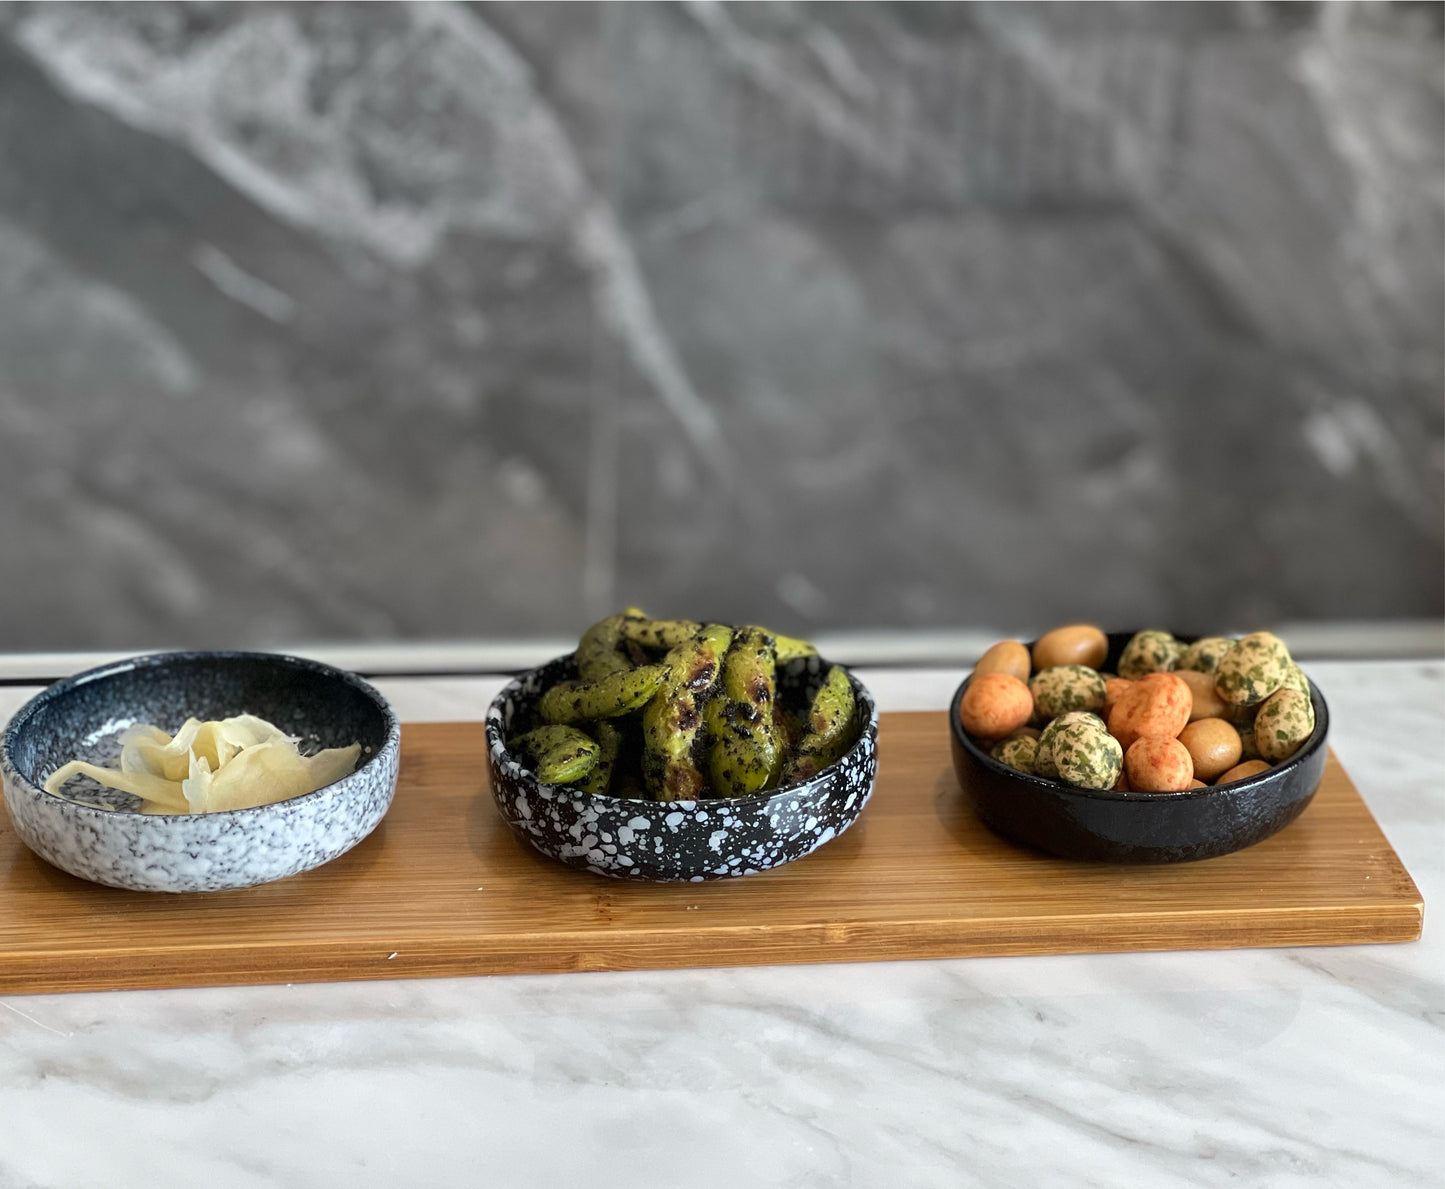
[507,613,862,800]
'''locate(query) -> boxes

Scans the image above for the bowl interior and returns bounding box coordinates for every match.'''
[950,631,1329,802]
[5,652,393,813]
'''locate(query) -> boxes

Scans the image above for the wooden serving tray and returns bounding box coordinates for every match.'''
[0,714,1422,994]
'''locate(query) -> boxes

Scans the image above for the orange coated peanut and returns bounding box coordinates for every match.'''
[1107,673,1192,751]
[1125,736,1195,792]
[959,673,1034,739]
[1103,677,1134,714]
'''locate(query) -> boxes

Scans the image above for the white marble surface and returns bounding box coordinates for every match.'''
[1,662,1440,1188]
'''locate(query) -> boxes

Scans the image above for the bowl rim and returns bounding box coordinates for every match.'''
[486,652,878,809]
[1,649,401,821]
[949,644,1330,803]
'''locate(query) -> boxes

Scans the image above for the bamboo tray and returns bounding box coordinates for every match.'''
[0,713,1422,995]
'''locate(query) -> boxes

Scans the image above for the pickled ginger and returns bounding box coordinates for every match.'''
[44,714,360,814]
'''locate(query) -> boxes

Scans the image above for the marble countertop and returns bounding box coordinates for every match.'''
[1,661,1440,1188]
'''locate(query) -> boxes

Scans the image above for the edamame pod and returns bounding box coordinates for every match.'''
[510,726,600,784]
[706,627,780,797]
[618,617,703,652]
[642,623,734,801]
[706,705,763,797]
[539,663,670,724]
[785,665,857,781]
[575,720,623,796]
[759,626,819,665]
[768,707,795,784]
[575,607,649,682]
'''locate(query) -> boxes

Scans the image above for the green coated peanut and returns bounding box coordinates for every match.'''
[575,608,649,682]
[539,663,670,724]
[786,665,857,781]
[759,626,818,665]
[642,623,734,801]
[511,726,599,784]
[706,627,781,797]
[575,720,623,796]
[618,617,703,652]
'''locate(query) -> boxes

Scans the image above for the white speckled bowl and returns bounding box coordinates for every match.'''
[486,653,879,882]
[1,651,400,893]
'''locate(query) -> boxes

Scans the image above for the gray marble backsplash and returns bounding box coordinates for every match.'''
[0,2,1439,651]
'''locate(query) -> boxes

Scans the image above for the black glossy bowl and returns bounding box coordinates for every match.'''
[949,632,1329,863]
[486,653,878,882]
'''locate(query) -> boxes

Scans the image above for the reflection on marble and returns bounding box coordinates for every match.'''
[0,661,1440,1186]
[0,3,1440,652]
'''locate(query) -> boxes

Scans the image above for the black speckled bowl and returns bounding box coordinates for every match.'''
[1,651,400,892]
[486,654,878,882]
[949,632,1329,863]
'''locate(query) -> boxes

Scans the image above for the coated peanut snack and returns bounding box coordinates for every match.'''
[959,673,1033,739]
[1117,630,1186,680]
[1178,637,1235,675]
[512,612,862,801]
[991,732,1039,773]
[1108,674,1191,751]
[1254,688,1316,763]
[1051,718,1124,790]
[1214,632,1293,707]
[1029,665,1106,720]
[1034,711,1111,786]
[961,624,1319,794]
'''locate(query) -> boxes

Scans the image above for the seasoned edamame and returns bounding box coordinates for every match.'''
[642,624,734,801]
[787,665,856,781]
[575,608,648,682]
[575,720,624,796]
[513,613,860,800]
[511,726,600,784]
[706,627,781,797]
[538,663,670,724]
[619,617,704,652]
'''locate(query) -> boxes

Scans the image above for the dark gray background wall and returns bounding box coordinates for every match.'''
[0,1,1440,651]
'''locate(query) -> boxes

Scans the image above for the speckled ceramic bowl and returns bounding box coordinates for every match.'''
[949,632,1330,863]
[486,654,878,882]
[1,651,400,892]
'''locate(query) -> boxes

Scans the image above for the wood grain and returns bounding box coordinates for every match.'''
[0,714,1422,994]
